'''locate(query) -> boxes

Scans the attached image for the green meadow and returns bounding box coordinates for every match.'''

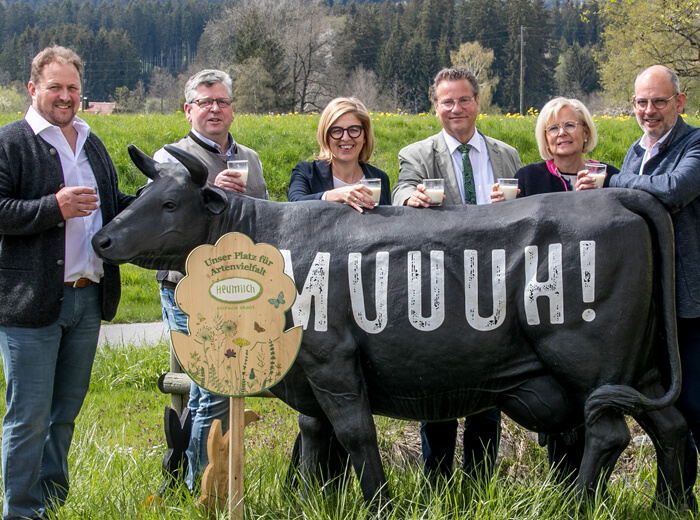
[1,112,698,517]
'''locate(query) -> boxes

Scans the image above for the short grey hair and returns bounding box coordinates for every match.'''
[184,69,233,103]
[636,65,680,95]
[430,68,480,103]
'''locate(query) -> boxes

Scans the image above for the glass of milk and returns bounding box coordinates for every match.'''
[498,178,519,201]
[584,162,607,188]
[359,178,381,206]
[227,160,249,184]
[423,178,445,206]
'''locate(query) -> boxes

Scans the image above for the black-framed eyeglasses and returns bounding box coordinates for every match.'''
[189,97,233,109]
[328,125,364,140]
[632,93,678,110]
[546,120,580,137]
[438,96,477,110]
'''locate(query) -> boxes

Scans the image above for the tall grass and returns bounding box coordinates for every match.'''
[0,342,693,519]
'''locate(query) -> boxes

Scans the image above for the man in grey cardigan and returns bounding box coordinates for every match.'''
[152,69,267,491]
[608,65,700,511]
[0,46,133,519]
[392,68,521,481]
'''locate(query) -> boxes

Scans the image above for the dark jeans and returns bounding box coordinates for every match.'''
[677,317,700,509]
[420,408,501,479]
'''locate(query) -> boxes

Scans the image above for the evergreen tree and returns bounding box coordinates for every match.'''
[499,0,553,113]
[85,28,140,100]
[554,42,599,97]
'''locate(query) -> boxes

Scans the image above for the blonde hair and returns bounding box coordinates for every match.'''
[316,97,375,164]
[535,97,598,161]
[30,46,83,85]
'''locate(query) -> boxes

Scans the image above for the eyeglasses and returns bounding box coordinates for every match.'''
[438,96,477,110]
[632,93,678,110]
[546,120,580,137]
[328,125,364,140]
[189,97,233,109]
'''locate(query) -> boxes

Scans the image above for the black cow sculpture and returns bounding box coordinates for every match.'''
[94,145,688,509]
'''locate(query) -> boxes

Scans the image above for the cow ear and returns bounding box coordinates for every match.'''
[164,145,208,187]
[201,186,228,215]
[128,144,160,180]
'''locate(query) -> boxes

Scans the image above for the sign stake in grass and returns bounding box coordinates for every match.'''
[170,232,303,519]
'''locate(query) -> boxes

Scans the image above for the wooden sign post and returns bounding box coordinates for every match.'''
[169,232,302,519]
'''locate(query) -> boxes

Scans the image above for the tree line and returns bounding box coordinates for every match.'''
[0,0,697,115]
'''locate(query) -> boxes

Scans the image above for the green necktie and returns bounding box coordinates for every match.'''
[458,144,476,205]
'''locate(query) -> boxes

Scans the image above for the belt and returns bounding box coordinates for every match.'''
[64,278,95,288]
[161,280,178,290]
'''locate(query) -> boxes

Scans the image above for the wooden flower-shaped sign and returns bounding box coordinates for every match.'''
[171,232,302,397]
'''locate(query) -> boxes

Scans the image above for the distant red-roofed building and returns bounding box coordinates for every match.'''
[82,102,119,114]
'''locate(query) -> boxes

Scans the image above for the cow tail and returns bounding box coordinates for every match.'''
[584,189,681,427]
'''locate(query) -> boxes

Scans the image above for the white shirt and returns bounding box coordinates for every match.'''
[443,129,494,205]
[25,106,103,283]
[639,128,673,174]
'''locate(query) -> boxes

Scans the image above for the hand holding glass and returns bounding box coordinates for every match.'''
[585,162,606,188]
[84,183,99,209]
[423,179,444,206]
[359,178,381,206]
[498,178,519,201]
[227,160,249,184]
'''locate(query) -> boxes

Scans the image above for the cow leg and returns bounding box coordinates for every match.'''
[296,414,350,493]
[498,375,583,485]
[544,427,585,486]
[634,406,687,508]
[308,381,389,508]
[578,412,630,500]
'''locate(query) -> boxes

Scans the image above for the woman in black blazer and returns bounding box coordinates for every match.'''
[288,97,391,212]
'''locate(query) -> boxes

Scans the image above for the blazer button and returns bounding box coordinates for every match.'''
[57,222,65,228]
[57,259,64,266]
[50,148,57,156]
[58,183,65,189]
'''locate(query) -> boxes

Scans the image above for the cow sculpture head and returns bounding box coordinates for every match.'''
[92,145,228,271]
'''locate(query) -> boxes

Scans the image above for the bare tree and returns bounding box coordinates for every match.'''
[277,0,337,112]
[195,0,337,113]
[148,67,179,114]
[342,66,387,111]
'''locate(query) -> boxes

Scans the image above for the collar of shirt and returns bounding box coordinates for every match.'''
[639,125,674,174]
[442,129,492,205]
[190,128,236,159]
[25,105,90,145]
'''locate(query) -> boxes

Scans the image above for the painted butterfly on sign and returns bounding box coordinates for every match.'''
[268,292,285,308]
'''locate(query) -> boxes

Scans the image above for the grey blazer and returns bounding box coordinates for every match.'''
[611,116,700,318]
[392,131,522,206]
[0,119,134,327]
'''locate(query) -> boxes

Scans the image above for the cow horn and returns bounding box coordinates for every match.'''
[164,145,209,187]
[127,144,160,180]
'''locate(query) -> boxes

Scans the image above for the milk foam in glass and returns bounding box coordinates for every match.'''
[359,178,381,205]
[498,178,519,201]
[585,162,606,188]
[424,178,445,206]
[227,160,249,184]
